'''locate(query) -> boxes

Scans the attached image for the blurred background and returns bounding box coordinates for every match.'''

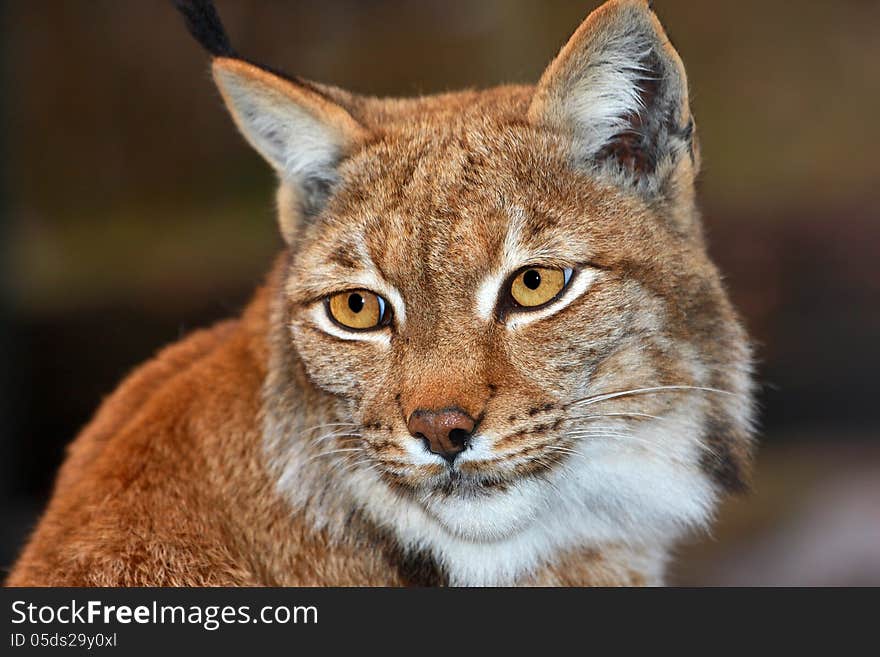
[1,0,878,585]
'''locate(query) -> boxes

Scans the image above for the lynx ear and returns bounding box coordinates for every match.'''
[528,0,697,198]
[212,59,367,217]
[174,0,368,240]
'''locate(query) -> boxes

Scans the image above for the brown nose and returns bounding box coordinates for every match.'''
[407,408,475,463]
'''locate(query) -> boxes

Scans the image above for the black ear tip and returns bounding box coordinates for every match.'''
[173,0,236,58]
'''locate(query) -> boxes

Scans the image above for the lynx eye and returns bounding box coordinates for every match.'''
[326,290,388,330]
[509,267,573,308]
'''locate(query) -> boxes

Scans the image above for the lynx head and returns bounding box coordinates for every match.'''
[177,0,754,549]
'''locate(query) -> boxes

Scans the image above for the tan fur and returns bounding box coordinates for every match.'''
[7,0,754,587]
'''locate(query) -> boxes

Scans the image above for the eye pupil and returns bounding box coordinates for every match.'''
[347,293,365,313]
[523,269,542,290]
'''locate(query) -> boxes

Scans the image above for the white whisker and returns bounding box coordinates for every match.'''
[562,411,664,423]
[301,446,363,466]
[312,430,363,445]
[296,422,359,435]
[565,430,633,440]
[568,385,733,409]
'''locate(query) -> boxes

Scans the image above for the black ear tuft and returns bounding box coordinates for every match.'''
[173,0,236,57]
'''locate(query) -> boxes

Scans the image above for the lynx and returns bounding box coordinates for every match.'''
[8,0,754,586]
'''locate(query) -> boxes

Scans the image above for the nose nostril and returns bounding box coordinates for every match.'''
[448,428,470,448]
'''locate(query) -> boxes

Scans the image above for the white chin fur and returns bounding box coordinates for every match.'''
[421,478,549,542]
[269,411,719,585]
[345,423,718,586]
[417,443,716,547]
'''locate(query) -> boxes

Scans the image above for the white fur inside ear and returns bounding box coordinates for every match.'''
[565,35,653,160]
[214,67,345,187]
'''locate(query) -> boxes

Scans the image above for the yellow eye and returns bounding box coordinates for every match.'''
[327,290,388,330]
[509,267,571,308]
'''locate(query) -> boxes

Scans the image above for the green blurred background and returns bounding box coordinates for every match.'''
[2,1,878,585]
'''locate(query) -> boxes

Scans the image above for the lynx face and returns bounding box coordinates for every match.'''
[196,0,754,550]
[282,113,748,543]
